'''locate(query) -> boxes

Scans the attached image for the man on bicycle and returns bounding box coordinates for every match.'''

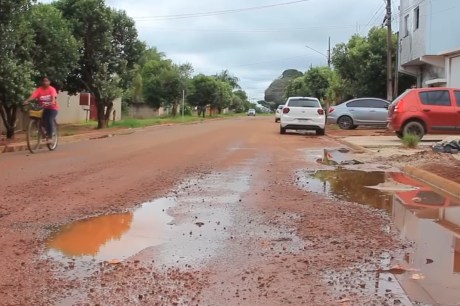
[24,77,58,143]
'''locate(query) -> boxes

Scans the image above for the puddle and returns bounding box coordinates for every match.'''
[47,198,175,262]
[299,168,460,305]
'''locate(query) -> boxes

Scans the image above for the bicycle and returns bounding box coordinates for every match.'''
[25,103,59,154]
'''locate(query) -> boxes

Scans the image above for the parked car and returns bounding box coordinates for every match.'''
[327,98,390,130]
[388,88,460,139]
[275,105,284,122]
[247,109,256,116]
[280,97,326,135]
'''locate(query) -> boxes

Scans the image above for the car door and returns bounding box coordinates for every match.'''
[419,90,457,132]
[454,91,460,131]
[346,99,372,124]
[367,99,390,124]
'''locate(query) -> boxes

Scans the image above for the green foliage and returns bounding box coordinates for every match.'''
[215,70,240,90]
[188,74,219,109]
[28,4,80,87]
[401,133,420,148]
[265,69,303,104]
[54,0,143,128]
[0,0,34,138]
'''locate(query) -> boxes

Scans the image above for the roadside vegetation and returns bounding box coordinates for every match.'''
[263,28,415,111]
[0,0,255,139]
[401,133,421,149]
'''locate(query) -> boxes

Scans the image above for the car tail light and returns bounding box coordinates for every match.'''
[283,107,290,114]
[328,107,335,113]
[394,100,405,113]
[317,109,325,115]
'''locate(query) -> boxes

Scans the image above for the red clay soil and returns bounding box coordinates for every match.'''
[0,118,405,305]
[327,127,393,137]
[419,161,460,184]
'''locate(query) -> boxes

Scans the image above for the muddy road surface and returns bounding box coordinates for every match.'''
[1,117,453,305]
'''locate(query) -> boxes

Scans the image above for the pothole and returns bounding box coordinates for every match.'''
[298,167,460,305]
[47,197,176,262]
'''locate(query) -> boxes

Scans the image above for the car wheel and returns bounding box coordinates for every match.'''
[350,125,358,130]
[316,128,325,136]
[403,121,425,139]
[396,131,403,139]
[338,116,354,130]
[280,126,286,135]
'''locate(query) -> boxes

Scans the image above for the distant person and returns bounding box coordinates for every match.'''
[24,77,59,143]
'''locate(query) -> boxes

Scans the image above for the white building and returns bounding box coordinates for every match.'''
[399,0,460,87]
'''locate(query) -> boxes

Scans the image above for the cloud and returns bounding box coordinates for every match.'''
[42,0,386,99]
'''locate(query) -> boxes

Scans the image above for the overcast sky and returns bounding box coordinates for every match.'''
[42,0,393,100]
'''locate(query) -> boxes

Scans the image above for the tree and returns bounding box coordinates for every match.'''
[285,76,308,98]
[55,0,144,128]
[28,4,80,88]
[213,81,233,114]
[188,75,219,117]
[332,27,414,99]
[304,67,333,100]
[215,70,240,90]
[0,0,34,139]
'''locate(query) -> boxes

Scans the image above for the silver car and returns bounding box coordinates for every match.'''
[327,98,390,130]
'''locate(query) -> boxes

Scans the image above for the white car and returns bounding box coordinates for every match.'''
[247,109,256,116]
[280,97,326,135]
[275,105,284,123]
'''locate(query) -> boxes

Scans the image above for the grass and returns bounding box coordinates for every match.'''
[401,133,421,148]
[111,113,241,129]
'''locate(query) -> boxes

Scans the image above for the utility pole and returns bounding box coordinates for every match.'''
[386,0,394,101]
[327,36,331,68]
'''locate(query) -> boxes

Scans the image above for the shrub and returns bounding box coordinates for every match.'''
[402,133,420,148]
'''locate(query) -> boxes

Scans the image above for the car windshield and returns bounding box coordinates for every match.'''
[288,98,320,108]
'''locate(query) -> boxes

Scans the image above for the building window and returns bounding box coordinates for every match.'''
[414,7,420,30]
[404,15,409,37]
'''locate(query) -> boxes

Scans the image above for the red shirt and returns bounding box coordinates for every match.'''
[32,86,58,110]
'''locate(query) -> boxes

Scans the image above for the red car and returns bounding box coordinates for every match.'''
[388,88,460,138]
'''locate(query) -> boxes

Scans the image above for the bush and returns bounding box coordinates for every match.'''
[402,133,420,148]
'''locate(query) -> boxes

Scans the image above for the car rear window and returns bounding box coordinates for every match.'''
[288,98,320,108]
[419,90,451,106]
[391,90,410,107]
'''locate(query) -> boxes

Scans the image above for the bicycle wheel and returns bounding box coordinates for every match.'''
[47,120,59,151]
[27,119,42,154]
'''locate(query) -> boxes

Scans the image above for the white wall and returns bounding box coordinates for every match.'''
[427,0,460,55]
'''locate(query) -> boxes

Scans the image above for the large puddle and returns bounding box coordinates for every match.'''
[300,168,460,305]
[47,198,175,262]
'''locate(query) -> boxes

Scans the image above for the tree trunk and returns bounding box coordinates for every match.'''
[0,103,18,139]
[104,101,114,128]
[171,101,178,117]
[96,101,106,129]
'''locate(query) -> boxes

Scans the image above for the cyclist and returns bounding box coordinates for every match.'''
[24,77,58,143]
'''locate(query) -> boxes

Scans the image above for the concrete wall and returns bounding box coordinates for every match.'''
[399,0,428,65]
[399,0,460,64]
[127,104,165,119]
[427,0,460,55]
[1,92,122,135]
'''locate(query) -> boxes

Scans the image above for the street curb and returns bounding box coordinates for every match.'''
[330,136,371,154]
[404,166,460,198]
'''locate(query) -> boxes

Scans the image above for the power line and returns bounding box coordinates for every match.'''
[133,0,312,21]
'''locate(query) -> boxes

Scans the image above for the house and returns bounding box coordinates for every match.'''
[398,0,460,87]
[127,102,166,119]
[1,92,122,135]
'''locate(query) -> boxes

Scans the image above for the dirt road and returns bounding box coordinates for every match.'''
[0,117,408,305]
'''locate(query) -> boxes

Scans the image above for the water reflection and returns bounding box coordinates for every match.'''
[47,198,175,261]
[301,168,460,304]
[393,198,460,305]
